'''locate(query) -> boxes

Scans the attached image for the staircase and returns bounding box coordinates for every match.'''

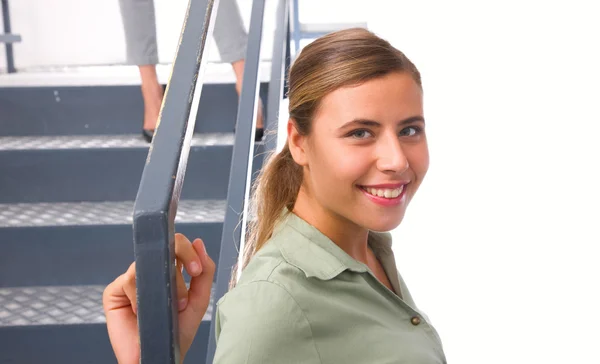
[0,76,269,362]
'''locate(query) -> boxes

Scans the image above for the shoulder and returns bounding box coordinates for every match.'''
[217,240,309,309]
[214,275,321,363]
[214,235,317,337]
[228,225,316,290]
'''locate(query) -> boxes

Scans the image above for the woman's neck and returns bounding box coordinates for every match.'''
[293,187,370,264]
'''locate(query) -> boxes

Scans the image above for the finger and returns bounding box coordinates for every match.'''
[174,233,203,277]
[175,260,189,312]
[185,239,215,317]
[120,262,138,314]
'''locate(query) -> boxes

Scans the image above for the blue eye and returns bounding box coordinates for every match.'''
[349,129,373,139]
[399,126,421,137]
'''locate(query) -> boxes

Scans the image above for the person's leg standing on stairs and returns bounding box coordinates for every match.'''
[118,0,163,143]
[213,0,265,141]
[119,0,264,143]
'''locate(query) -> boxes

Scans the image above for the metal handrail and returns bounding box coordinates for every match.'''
[1,0,20,73]
[132,0,219,362]
[265,0,290,153]
[205,0,265,359]
[205,0,291,361]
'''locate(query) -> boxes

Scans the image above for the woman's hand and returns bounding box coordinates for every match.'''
[103,233,215,364]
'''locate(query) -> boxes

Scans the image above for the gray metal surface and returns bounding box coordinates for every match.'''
[0,132,234,151]
[0,222,225,288]
[0,143,241,204]
[265,0,289,153]
[0,84,266,137]
[1,0,17,73]
[132,0,218,362]
[0,285,213,327]
[0,322,212,364]
[0,33,20,43]
[292,0,301,53]
[0,285,105,327]
[0,199,226,227]
[206,0,267,361]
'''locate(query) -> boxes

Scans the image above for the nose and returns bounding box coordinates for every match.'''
[376,133,409,174]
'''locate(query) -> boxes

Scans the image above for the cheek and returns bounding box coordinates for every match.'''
[408,142,430,181]
[310,143,367,192]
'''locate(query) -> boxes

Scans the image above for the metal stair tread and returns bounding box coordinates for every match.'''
[0,200,226,228]
[0,133,234,151]
[0,285,213,327]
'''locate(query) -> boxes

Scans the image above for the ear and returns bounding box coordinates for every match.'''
[287,119,309,166]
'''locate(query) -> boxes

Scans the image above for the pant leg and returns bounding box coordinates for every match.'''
[213,0,249,64]
[119,0,159,65]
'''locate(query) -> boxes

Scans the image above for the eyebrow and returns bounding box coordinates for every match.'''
[339,116,425,129]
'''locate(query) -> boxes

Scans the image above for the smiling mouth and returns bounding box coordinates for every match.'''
[359,185,405,199]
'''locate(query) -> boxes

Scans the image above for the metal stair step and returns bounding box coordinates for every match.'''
[0,83,269,136]
[0,285,213,363]
[0,285,213,327]
[0,132,234,151]
[0,133,266,203]
[0,199,226,228]
[0,200,227,287]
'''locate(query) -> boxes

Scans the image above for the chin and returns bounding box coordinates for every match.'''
[361,210,406,232]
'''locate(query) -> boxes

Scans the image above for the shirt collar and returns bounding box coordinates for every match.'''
[273,210,394,281]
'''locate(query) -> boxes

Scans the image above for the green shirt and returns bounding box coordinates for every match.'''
[213,212,446,363]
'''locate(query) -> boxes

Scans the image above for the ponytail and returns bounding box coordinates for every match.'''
[230,143,302,287]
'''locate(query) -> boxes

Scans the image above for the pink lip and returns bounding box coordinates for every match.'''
[358,184,408,207]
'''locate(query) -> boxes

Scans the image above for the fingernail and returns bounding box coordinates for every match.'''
[178,298,188,311]
[189,261,201,275]
[202,241,207,258]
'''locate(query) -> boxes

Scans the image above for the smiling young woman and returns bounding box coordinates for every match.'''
[104,27,446,364]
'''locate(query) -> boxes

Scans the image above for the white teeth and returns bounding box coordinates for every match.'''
[363,186,404,199]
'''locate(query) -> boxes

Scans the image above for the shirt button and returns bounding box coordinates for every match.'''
[411,316,421,326]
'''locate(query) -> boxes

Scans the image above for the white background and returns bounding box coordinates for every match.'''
[2,0,599,362]
[369,1,600,363]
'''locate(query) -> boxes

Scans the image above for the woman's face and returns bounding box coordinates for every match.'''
[292,72,428,232]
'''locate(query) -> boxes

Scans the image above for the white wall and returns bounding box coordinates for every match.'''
[0,0,281,70]
[369,1,600,363]
[0,0,368,71]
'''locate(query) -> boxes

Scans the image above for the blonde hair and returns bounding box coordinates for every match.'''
[232,28,421,287]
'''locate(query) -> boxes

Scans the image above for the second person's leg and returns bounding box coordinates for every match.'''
[213,0,264,139]
[119,0,163,141]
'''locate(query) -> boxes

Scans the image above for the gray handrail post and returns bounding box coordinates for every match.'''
[291,0,301,54]
[205,0,268,361]
[1,0,18,73]
[132,0,219,363]
[265,0,290,153]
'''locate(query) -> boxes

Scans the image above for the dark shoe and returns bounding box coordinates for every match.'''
[142,129,154,143]
[255,128,264,142]
[232,127,265,142]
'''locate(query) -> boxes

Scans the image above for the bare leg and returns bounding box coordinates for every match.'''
[138,65,164,131]
[232,60,264,130]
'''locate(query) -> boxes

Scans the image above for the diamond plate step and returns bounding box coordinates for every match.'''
[0,285,213,327]
[0,135,266,203]
[0,286,105,327]
[0,285,213,363]
[0,200,227,287]
[0,199,226,228]
[0,132,234,151]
